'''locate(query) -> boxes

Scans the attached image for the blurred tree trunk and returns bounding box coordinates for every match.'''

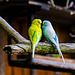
[0,28,5,75]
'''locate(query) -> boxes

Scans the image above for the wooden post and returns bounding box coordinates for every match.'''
[0,28,5,75]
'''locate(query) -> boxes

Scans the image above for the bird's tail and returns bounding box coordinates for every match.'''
[56,46,65,63]
[32,44,36,58]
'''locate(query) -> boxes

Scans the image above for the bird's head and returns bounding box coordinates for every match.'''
[32,19,42,28]
[43,20,52,27]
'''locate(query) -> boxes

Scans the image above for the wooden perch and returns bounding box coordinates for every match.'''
[3,43,75,54]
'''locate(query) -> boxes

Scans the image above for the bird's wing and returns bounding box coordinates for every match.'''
[54,33,59,44]
[45,26,55,38]
[45,26,58,45]
[28,26,42,45]
[35,28,42,45]
[28,27,37,44]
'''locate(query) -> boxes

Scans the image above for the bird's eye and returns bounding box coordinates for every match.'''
[38,21,40,24]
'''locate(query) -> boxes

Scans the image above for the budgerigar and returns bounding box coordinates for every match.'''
[43,20,65,63]
[28,19,42,58]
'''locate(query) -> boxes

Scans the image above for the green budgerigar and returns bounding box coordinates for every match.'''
[28,19,42,58]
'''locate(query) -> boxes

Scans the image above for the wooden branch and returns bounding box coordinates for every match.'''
[50,0,55,7]
[3,43,75,54]
[66,0,70,8]
[29,0,74,16]
[69,33,75,38]
[0,16,30,43]
[48,1,74,10]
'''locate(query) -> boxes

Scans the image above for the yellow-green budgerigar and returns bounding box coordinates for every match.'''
[28,19,42,58]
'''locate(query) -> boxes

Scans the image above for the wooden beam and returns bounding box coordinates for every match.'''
[31,56,75,72]
[35,55,75,63]
[8,54,75,72]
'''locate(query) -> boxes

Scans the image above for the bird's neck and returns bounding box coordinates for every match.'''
[43,25,47,27]
[43,25,47,29]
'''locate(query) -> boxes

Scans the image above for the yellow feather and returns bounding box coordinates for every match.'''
[28,25,41,44]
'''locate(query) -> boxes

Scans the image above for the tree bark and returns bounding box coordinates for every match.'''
[3,43,75,54]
